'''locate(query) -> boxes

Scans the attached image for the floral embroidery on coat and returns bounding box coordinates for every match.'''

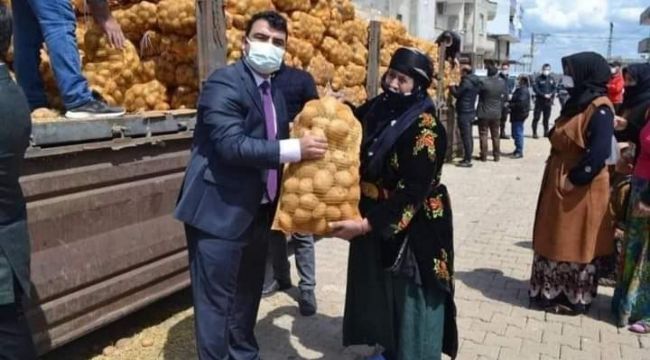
[433,249,451,282]
[413,115,437,161]
[392,204,416,234]
[425,195,444,219]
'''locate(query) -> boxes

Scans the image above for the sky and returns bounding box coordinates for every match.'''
[509,0,649,72]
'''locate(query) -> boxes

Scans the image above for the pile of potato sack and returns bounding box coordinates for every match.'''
[3,0,460,120]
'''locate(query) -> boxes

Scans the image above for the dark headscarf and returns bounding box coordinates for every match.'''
[560,52,610,118]
[360,48,436,181]
[621,63,650,110]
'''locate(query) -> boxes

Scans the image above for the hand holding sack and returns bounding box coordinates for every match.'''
[273,97,362,235]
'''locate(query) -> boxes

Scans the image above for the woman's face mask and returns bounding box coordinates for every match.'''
[245,38,285,75]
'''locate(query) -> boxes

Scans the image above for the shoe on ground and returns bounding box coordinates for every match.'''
[65,99,125,120]
[262,279,292,297]
[298,290,317,316]
[533,134,539,139]
[456,161,473,168]
[513,153,523,159]
[500,135,510,140]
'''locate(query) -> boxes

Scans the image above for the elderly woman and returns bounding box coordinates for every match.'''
[612,63,650,333]
[329,48,458,360]
[530,52,615,315]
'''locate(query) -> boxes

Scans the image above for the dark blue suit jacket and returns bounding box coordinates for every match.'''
[174,60,289,240]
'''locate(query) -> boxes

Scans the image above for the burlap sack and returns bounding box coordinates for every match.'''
[272,96,362,235]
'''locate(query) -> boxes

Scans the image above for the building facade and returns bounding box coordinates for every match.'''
[640,6,650,54]
[486,0,522,64]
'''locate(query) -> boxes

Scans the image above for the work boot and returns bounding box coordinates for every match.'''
[298,290,317,316]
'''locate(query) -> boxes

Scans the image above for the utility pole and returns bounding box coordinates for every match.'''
[607,22,613,60]
[529,32,535,72]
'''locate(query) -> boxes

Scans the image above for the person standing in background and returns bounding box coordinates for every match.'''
[498,63,515,140]
[509,75,531,159]
[263,63,320,317]
[477,65,507,162]
[532,63,557,138]
[607,61,624,114]
[11,0,125,119]
[0,4,37,359]
[450,65,480,168]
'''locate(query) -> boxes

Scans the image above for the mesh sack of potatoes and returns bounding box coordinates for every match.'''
[84,66,122,105]
[272,97,362,235]
[124,80,170,112]
[139,30,162,58]
[136,59,156,83]
[153,52,178,86]
[175,63,199,89]
[380,19,407,46]
[380,42,401,67]
[226,28,244,63]
[31,108,61,123]
[337,64,366,88]
[157,0,196,37]
[113,1,158,44]
[283,52,302,69]
[333,0,355,21]
[307,53,335,86]
[308,0,331,27]
[159,34,197,64]
[290,12,326,47]
[271,0,310,12]
[287,37,314,67]
[171,86,198,109]
[350,41,368,67]
[340,19,368,45]
[226,0,274,24]
[320,36,352,67]
[340,86,367,106]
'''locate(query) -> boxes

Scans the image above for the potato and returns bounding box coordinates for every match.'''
[278,212,293,229]
[297,164,318,179]
[299,178,314,194]
[312,202,327,219]
[313,169,334,193]
[347,186,361,201]
[281,193,300,213]
[284,177,300,193]
[339,202,356,219]
[293,208,312,224]
[313,218,329,234]
[299,194,320,211]
[326,119,350,144]
[325,186,347,204]
[334,171,355,188]
[325,206,342,221]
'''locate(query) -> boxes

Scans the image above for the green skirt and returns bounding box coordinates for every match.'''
[343,234,446,360]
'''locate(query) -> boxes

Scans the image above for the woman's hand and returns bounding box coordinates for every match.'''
[329,219,371,241]
[562,178,576,193]
[614,116,628,131]
[634,201,650,217]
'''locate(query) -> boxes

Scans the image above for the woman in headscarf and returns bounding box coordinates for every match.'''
[329,48,458,360]
[612,63,650,333]
[530,52,615,315]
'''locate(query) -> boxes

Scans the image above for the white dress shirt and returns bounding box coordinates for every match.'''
[250,70,302,164]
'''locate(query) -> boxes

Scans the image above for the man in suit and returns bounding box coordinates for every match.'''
[0,4,38,359]
[174,11,327,360]
[262,64,320,317]
[477,65,508,162]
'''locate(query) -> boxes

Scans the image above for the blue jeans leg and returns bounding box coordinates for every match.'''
[511,121,524,155]
[292,233,316,291]
[23,0,92,109]
[11,0,48,109]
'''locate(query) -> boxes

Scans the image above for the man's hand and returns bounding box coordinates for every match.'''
[299,134,327,160]
[100,17,125,49]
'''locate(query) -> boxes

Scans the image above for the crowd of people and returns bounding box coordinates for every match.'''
[1,2,649,360]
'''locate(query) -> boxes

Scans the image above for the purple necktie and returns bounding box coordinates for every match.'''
[260,81,277,201]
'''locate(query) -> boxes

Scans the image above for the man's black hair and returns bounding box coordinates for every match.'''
[487,65,498,77]
[0,2,11,63]
[610,61,622,68]
[542,63,551,69]
[245,11,288,39]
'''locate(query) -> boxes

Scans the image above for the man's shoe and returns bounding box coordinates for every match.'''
[533,134,539,139]
[298,290,317,316]
[457,161,473,168]
[500,135,510,140]
[513,153,523,159]
[262,279,292,296]
[65,99,126,119]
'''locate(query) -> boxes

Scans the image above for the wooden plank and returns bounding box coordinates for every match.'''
[196,0,228,87]
[365,21,381,98]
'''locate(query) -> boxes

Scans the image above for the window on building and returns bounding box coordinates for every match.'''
[436,2,445,15]
[480,14,485,35]
[449,15,459,31]
[396,13,403,22]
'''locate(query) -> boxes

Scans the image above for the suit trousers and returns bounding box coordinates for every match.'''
[532,100,552,136]
[185,205,273,360]
[0,280,37,360]
[265,232,316,291]
[457,113,475,162]
[478,118,500,161]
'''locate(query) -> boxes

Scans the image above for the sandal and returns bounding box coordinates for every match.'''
[628,320,650,334]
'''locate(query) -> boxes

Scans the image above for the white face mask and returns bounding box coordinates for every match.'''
[245,38,285,75]
[611,67,617,75]
[542,70,550,76]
